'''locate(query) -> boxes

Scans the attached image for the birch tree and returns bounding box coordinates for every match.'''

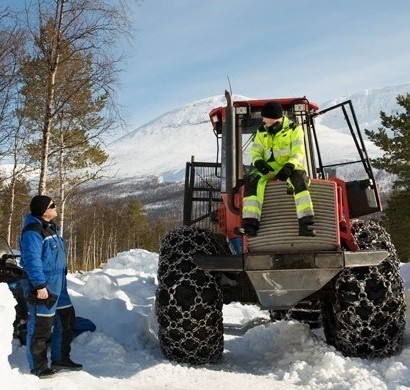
[22,0,138,194]
[20,28,109,233]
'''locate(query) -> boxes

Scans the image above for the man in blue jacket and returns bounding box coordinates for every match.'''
[20,195,82,378]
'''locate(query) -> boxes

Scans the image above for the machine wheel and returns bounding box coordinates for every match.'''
[321,220,406,358]
[156,226,224,364]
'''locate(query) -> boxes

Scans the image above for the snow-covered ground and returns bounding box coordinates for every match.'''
[2,249,409,389]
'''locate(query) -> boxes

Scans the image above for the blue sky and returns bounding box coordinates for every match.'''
[121,0,410,130]
[4,0,410,132]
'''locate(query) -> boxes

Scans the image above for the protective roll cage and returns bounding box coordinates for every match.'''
[311,101,378,183]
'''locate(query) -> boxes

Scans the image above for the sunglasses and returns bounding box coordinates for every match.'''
[48,203,56,209]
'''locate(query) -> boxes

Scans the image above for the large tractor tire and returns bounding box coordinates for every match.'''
[321,220,406,358]
[156,226,224,364]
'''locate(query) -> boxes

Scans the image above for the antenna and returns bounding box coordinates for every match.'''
[227,76,233,95]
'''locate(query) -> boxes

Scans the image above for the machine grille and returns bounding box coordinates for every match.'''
[248,180,339,252]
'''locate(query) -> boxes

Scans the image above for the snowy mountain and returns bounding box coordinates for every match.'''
[320,83,410,131]
[106,94,248,182]
[105,84,410,184]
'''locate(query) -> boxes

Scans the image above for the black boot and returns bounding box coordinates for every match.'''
[51,358,83,371]
[14,321,27,346]
[298,216,316,237]
[240,218,259,237]
[30,367,57,378]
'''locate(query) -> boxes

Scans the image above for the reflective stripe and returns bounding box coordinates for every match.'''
[295,191,314,219]
[243,198,262,209]
[274,149,291,158]
[297,201,314,212]
[295,191,311,204]
[242,205,262,219]
[243,197,262,220]
[251,143,265,162]
[292,139,304,147]
[44,234,58,242]
[242,210,261,218]
[242,210,262,220]
[252,143,264,152]
[56,303,73,310]
[290,154,304,165]
[297,209,315,219]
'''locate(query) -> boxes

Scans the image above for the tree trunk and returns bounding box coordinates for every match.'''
[6,176,16,244]
[58,129,66,235]
[38,0,65,194]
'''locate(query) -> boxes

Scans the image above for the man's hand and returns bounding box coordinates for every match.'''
[36,287,49,300]
[254,160,273,175]
[28,288,57,309]
[275,163,294,181]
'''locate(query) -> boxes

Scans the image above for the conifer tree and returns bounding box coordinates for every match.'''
[365,93,410,261]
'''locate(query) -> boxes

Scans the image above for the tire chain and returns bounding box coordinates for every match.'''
[269,300,322,329]
[156,226,224,364]
[333,220,406,357]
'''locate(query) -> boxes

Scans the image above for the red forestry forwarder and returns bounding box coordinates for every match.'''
[155,91,406,364]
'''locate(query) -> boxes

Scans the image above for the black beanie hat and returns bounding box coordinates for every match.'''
[261,101,283,119]
[30,195,53,216]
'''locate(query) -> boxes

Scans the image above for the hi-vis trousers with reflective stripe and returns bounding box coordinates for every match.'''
[242,170,314,222]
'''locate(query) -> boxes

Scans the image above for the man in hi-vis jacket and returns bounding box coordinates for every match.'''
[241,101,316,237]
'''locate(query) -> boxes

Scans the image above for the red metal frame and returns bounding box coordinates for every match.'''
[219,190,243,239]
[330,178,359,251]
[209,98,320,134]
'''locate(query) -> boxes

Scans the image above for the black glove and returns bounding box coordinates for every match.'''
[275,163,294,181]
[27,290,58,309]
[254,160,273,175]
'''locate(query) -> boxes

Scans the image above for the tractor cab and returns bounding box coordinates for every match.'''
[209,97,319,179]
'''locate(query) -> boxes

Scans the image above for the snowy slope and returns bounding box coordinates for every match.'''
[107,95,248,181]
[320,83,410,130]
[105,84,410,183]
[3,249,410,389]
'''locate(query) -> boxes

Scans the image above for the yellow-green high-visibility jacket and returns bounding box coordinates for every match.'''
[251,116,306,173]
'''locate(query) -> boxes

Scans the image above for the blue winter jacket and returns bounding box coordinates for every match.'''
[19,214,67,291]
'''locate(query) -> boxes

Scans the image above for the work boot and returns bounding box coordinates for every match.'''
[240,218,259,237]
[14,321,27,346]
[298,216,316,237]
[30,367,57,379]
[51,358,83,371]
[240,224,258,237]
